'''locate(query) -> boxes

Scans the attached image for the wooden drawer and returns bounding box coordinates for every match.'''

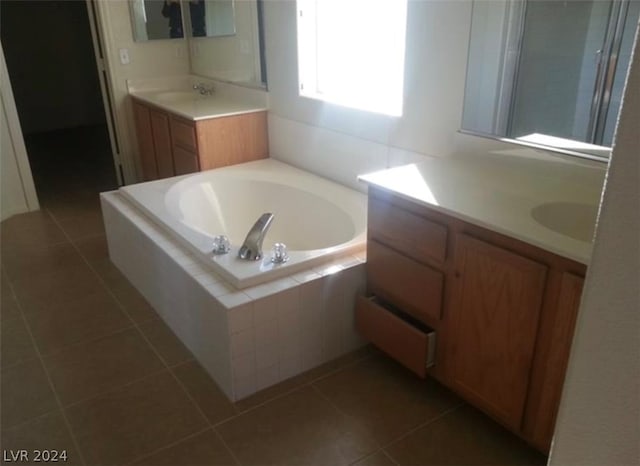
[356,295,436,378]
[170,117,197,151]
[367,240,444,323]
[173,146,200,175]
[369,197,447,265]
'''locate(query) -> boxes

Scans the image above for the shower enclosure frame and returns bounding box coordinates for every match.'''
[506,0,633,147]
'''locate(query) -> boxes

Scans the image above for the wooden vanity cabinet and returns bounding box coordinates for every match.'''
[357,186,586,453]
[132,98,268,181]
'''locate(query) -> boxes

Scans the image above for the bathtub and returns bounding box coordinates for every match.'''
[120,159,367,288]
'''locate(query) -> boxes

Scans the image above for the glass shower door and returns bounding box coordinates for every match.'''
[601,0,640,146]
[508,0,638,147]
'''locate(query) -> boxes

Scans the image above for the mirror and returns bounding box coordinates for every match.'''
[188,0,266,88]
[462,0,639,160]
[130,0,185,41]
[185,0,236,38]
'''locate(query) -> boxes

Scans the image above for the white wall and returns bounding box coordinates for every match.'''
[94,0,190,183]
[549,25,640,466]
[0,45,38,221]
[264,0,604,192]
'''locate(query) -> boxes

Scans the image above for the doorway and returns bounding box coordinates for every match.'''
[0,0,118,232]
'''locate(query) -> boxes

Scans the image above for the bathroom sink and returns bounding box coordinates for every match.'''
[154,91,210,103]
[531,202,598,242]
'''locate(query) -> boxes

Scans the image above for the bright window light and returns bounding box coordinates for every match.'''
[296,0,408,116]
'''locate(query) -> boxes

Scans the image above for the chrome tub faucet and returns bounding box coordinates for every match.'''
[238,213,274,261]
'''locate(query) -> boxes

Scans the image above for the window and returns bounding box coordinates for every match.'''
[296,0,408,116]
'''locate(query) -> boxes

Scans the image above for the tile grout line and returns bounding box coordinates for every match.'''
[210,428,243,466]
[38,208,167,463]
[219,350,374,421]
[381,402,465,451]
[49,206,381,465]
[379,449,401,466]
[346,448,399,466]
[134,348,377,462]
[120,426,212,466]
[45,205,147,330]
[1,218,153,370]
[128,312,243,466]
[3,277,88,466]
[309,368,466,465]
[49,206,244,465]
[0,406,62,434]
[60,367,168,410]
[52,210,244,464]
[307,382,382,462]
[206,355,374,465]
[31,323,138,361]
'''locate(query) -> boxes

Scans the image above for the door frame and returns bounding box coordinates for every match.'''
[85,0,124,186]
[0,43,39,215]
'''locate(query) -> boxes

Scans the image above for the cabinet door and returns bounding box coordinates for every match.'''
[196,112,268,170]
[523,272,584,452]
[149,110,175,179]
[447,234,547,430]
[132,102,158,181]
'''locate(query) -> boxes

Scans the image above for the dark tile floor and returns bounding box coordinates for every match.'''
[0,126,547,465]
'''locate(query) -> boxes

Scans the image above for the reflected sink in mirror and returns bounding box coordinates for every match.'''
[531,202,598,242]
[154,91,211,103]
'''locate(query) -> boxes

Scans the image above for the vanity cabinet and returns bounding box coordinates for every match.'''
[132,98,268,181]
[356,186,586,453]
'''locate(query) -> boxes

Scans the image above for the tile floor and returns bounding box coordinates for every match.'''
[1,127,547,465]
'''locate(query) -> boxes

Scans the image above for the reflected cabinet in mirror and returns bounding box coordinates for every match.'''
[130,0,185,41]
[462,0,639,160]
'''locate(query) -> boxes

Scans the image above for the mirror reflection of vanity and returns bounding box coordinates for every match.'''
[129,0,265,89]
[127,0,268,181]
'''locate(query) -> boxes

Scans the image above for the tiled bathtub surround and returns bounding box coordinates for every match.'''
[101,192,367,401]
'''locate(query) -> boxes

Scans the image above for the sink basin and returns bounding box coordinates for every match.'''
[154,91,210,103]
[531,202,598,242]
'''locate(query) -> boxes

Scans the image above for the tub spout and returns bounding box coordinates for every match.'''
[238,213,274,261]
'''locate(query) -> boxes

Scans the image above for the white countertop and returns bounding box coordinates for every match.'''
[358,155,606,264]
[130,90,267,121]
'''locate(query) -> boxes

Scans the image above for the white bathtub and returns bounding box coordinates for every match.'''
[120,159,367,288]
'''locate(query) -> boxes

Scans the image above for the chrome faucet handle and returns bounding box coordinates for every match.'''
[202,84,214,95]
[271,243,289,264]
[212,235,231,255]
[192,82,214,95]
